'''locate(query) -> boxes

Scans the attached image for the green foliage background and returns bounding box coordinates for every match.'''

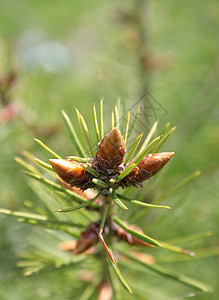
[0,0,218,299]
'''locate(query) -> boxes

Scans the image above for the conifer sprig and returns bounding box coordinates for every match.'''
[0,99,211,298]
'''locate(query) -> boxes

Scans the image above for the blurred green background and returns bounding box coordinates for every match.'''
[0,0,218,299]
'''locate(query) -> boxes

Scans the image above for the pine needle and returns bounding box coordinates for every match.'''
[99,203,110,233]
[122,110,130,147]
[111,190,128,210]
[15,157,39,174]
[0,208,83,231]
[93,103,100,143]
[109,259,133,294]
[132,171,201,222]
[154,171,201,204]
[114,104,119,129]
[160,241,195,257]
[125,133,143,164]
[116,194,171,210]
[62,110,86,157]
[100,98,104,139]
[111,110,115,130]
[158,122,170,136]
[121,251,211,293]
[34,158,53,171]
[112,216,162,247]
[137,121,158,154]
[128,104,141,138]
[151,126,176,153]
[92,178,108,188]
[67,156,89,163]
[82,163,99,177]
[22,171,98,207]
[56,193,100,212]
[117,136,161,182]
[78,111,95,157]
[33,138,61,159]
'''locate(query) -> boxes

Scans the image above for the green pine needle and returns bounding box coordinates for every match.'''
[137,120,158,154]
[34,158,53,171]
[114,104,119,129]
[151,126,176,153]
[99,203,110,232]
[67,156,89,163]
[82,163,99,177]
[154,171,201,204]
[109,259,133,294]
[128,104,141,138]
[116,97,121,116]
[15,157,39,174]
[125,133,143,164]
[93,103,101,143]
[122,110,130,147]
[121,252,211,293]
[160,241,195,257]
[0,208,82,232]
[111,110,115,130]
[112,216,162,247]
[116,163,136,182]
[117,135,161,182]
[132,171,201,222]
[100,98,104,139]
[116,194,171,209]
[92,178,108,188]
[22,171,98,207]
[158,122,170,136]
[33,138,61,159]
[166,231,212,245]
[111,190,128,210]
[56,193,100,212]
[132,135,161,165]
[77,111,95,157]
[62,110,86,157]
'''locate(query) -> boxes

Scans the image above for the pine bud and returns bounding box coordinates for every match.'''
[126,152,174,184]
[73,222,99,254]
[49,159,90,188]
[94,128,125,168]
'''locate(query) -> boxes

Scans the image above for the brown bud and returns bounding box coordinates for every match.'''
[126,152,174,184]
[95,128,125,167]
[98,281,113,300]
[113,222,154,247]
[73,222,99,254]
[49,159,90,188]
